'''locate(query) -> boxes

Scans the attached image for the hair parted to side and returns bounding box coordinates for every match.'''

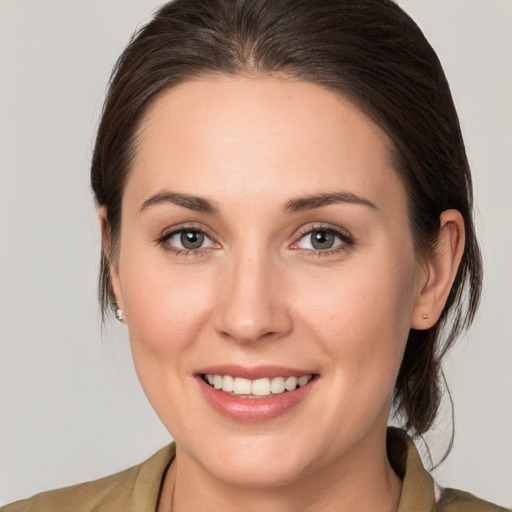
[91,0,482,440]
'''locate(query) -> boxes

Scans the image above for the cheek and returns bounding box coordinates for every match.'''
[299,255,417,390]
[120,253,215,359]
[119,256,219,429]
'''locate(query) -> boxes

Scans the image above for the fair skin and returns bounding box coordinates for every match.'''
[100,75,464,512]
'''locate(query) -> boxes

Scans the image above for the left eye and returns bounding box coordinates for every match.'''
[165,229,216,250]
[295,229,346,251]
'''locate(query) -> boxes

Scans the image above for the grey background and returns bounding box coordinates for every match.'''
[0,0,511,507]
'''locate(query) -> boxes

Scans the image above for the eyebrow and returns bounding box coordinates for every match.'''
[139,190,377,215]
[139,192,220,214]
[284,192,378,213]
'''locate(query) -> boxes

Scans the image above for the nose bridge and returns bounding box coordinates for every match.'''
[214,241,290,344]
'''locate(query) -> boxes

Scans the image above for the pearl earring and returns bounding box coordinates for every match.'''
[422,314,430,320]
[115,308,124,322]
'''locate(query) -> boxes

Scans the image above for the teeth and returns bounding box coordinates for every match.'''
[252,378,271,396]
[284,376,297,391]
[204,374,313,396]
[213,375,223,389]
[233,377,252,395]
[270,376,285,394]
[297,375,310,387]
[222,375,234,392]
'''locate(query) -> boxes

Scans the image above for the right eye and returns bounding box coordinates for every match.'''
[159,228,219,255]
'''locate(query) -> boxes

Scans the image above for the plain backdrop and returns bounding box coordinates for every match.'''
[0,0,511,507]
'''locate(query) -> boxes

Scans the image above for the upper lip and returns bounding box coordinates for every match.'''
[195,364,317,380]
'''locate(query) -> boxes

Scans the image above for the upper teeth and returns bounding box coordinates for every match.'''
[205,374,312,396]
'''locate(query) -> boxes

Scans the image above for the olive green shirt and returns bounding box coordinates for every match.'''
[2,428,508,511]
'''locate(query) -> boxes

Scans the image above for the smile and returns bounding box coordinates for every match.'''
[202,374,313,398]
[196,368,319,422]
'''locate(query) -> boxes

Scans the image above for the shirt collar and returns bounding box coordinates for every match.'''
[387,427,436,512]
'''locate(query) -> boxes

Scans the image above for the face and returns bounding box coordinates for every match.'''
[110,75,426,486]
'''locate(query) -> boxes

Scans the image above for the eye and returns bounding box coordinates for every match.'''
[176,229,206,249]
[301,230,338,250]
[292,227,353,253]
[159,227,218,253]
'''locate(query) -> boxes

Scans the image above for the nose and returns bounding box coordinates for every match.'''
[213,249,293,344]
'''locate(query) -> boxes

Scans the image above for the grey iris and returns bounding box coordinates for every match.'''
[311,230,335,250]
[181,230,205,249]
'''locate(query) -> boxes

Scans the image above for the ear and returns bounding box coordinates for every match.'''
[410,209,465,329]
[98,206,124,313]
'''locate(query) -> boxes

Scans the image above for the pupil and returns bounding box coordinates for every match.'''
[181,230,204,249]
[311,230,334,250]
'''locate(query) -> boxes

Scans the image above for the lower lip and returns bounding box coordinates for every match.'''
[196,376,317,422]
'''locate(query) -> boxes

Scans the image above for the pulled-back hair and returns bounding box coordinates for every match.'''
[91,0,482,438]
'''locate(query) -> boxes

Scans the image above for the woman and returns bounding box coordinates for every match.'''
[1,0,509,510]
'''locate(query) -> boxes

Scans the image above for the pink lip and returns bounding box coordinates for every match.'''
[195,364,315,380]
[195,372,318,423]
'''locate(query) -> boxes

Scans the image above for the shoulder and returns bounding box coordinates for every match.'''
[1,468,137,512]
[436,487,510,512]
[0,444,175,512]
[386,428,510,512]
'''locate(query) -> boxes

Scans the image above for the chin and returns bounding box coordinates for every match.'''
[188,433,312,489]
[207,456,306,489]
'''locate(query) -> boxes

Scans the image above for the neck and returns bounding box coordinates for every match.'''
[159,428,402,512]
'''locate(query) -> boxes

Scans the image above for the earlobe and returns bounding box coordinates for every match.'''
[411,209,465,329]
[97,206,124,312]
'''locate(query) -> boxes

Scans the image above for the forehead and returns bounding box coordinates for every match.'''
[127,75,405,213]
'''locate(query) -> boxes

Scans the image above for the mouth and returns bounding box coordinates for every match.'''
[200,373,316,398]
[195,368,319,422]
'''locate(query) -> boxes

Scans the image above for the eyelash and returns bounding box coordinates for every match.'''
[156,223,354,258]
[156,223,217,258]
[292,224,354,256]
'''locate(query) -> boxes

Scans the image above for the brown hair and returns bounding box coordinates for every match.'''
[91,0,482,439]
